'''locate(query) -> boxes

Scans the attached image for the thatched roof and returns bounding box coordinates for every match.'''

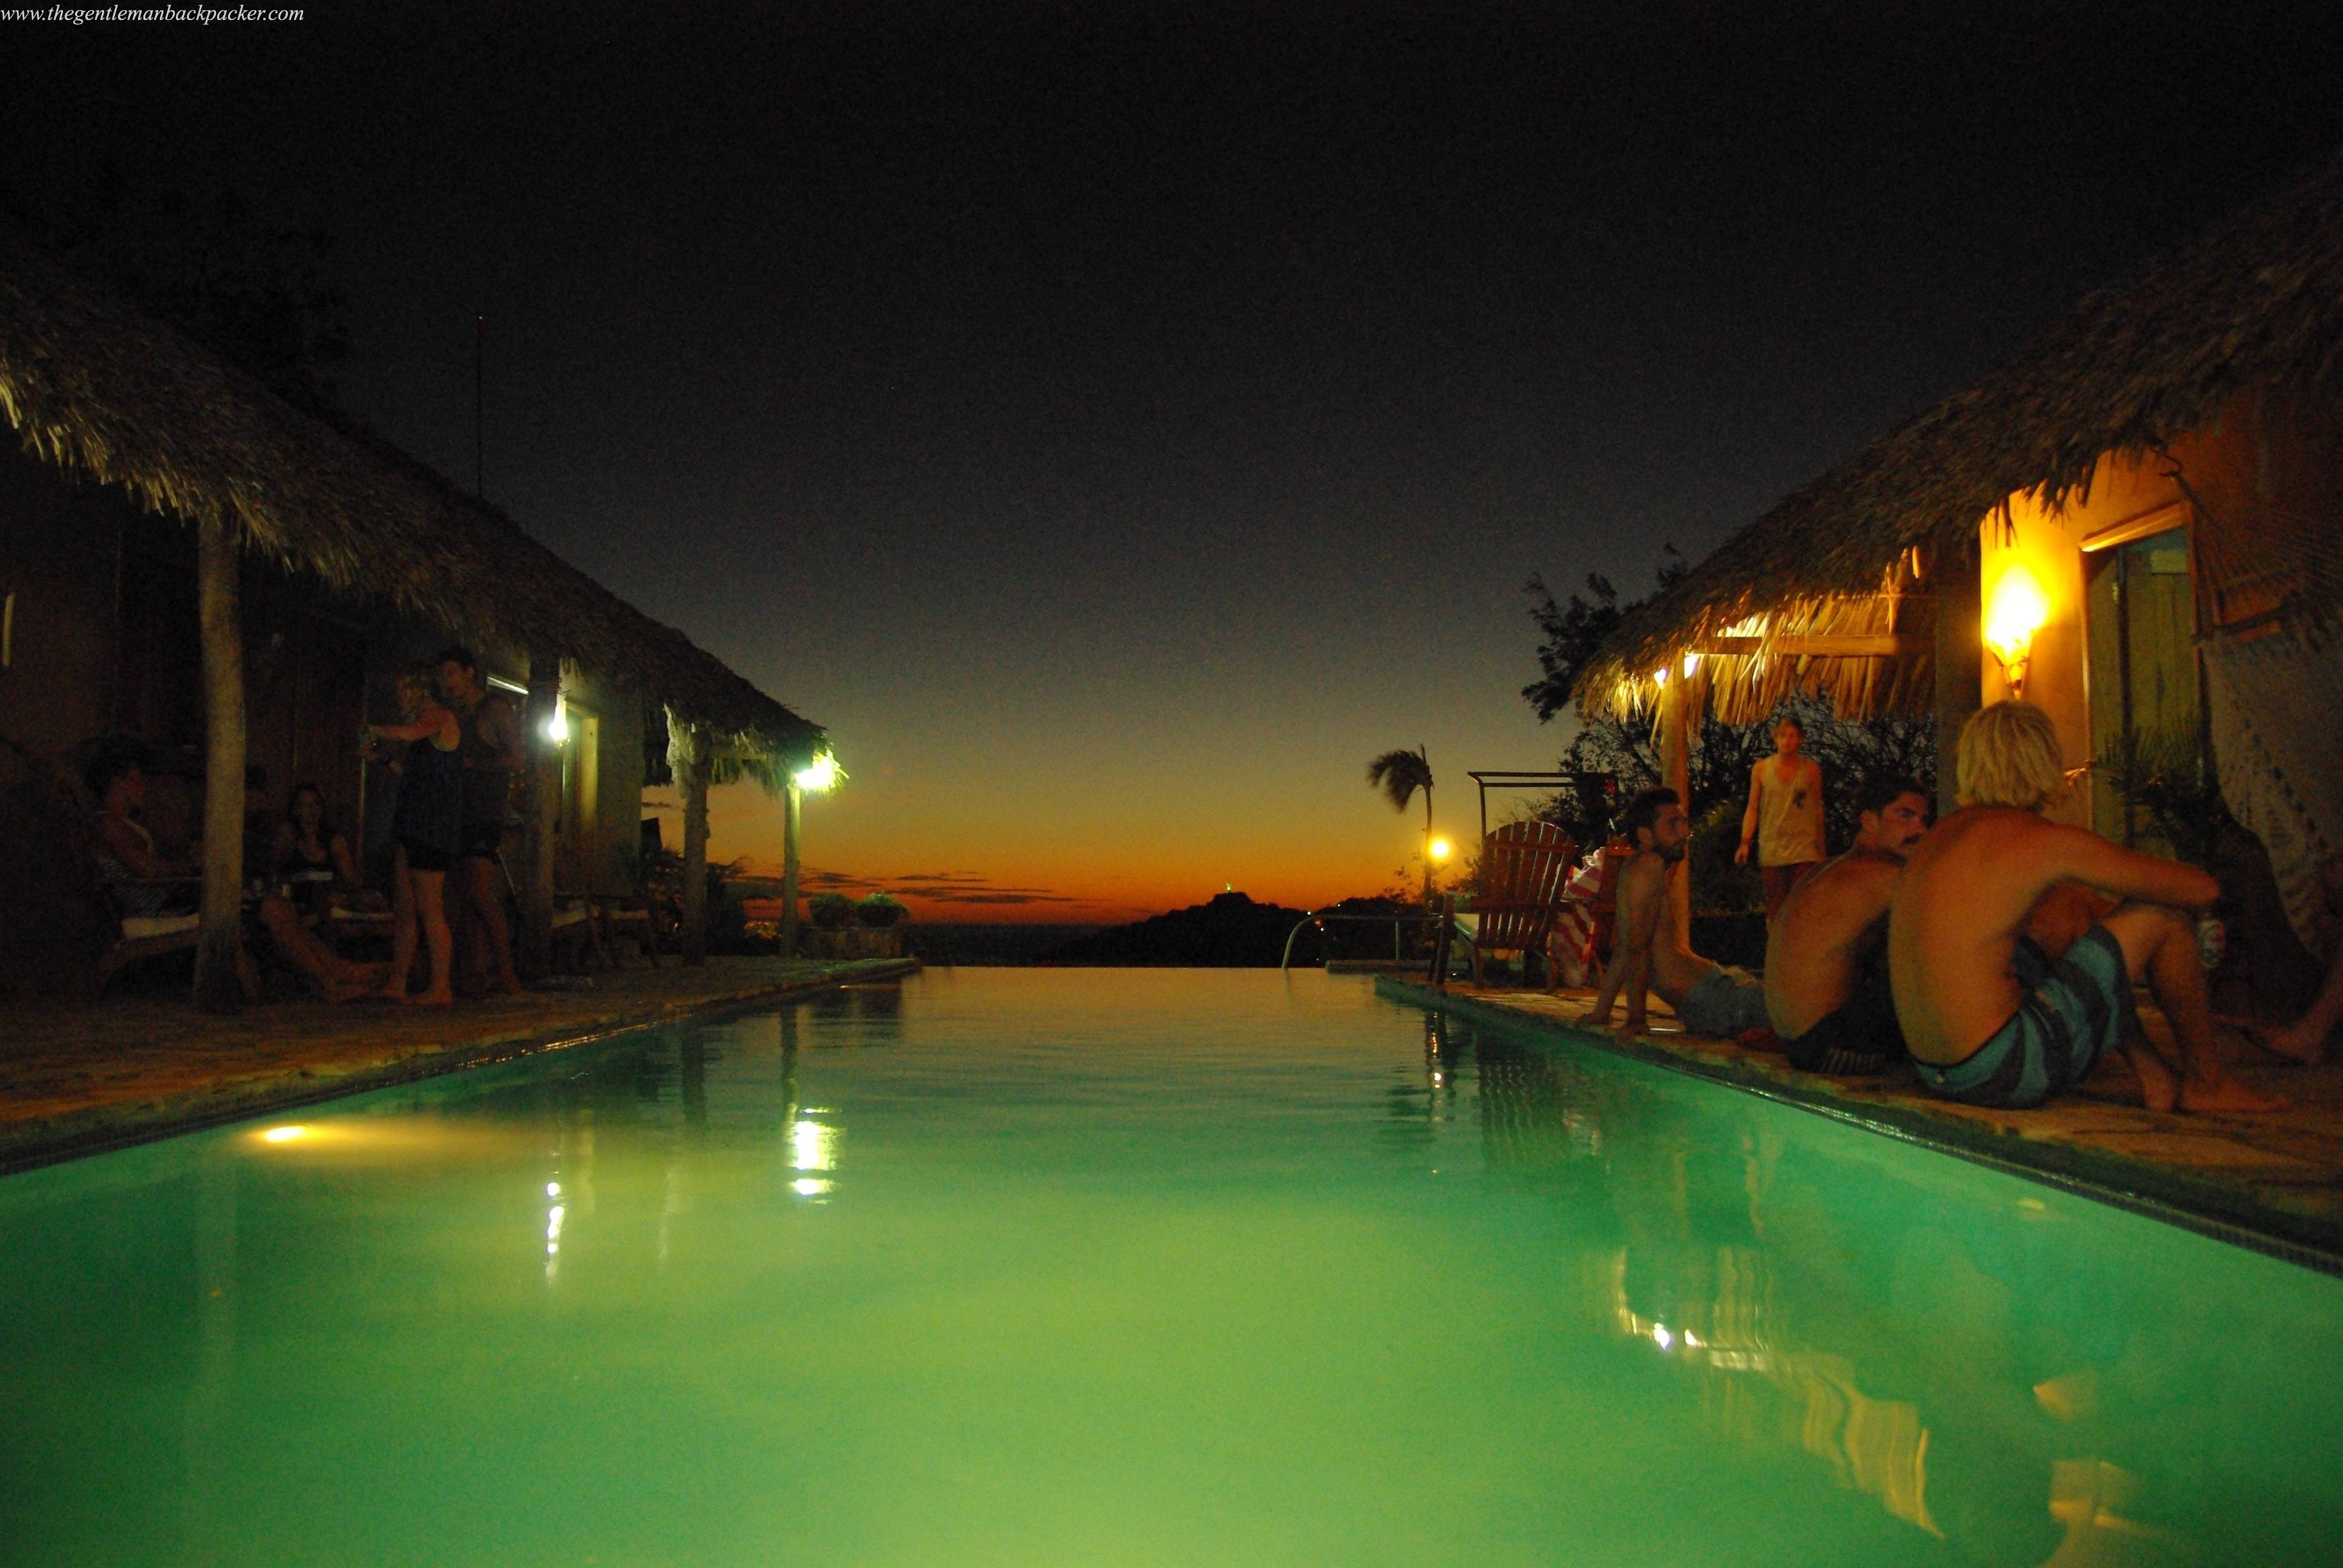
[1577,149,2343,721]
[0,223,822,768]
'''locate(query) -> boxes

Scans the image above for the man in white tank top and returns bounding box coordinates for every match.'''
[1736,714,1826,921]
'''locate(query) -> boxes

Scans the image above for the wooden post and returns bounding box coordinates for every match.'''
[670,710,711,967]
[1659,670,1693,949]
[193,514,246,1013]
[781,777,803,960]
[519,649,561,975]
[1933,537,1983,818]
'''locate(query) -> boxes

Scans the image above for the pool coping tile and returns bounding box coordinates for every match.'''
[1375,974,2343,1275]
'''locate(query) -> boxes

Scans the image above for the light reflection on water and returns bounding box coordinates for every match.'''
[0,969,2338,1567]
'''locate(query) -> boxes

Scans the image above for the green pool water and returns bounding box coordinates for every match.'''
[4,970,2341,1567]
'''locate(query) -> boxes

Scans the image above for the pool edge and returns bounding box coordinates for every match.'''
[0,958,920,1177]
[1375,973,2343,1278]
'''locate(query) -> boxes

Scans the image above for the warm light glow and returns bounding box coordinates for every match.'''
[260,1125,309,1144]
[1653,1324,1674,1351]
[793,750,842,793]
[1427,836,1453,863]
[542,691,569,744]
[1681,652,1700,679]
[790,1119,837,1172]
[1984,564,2050,690]
[1652,666,1668,687]
[792,1178,834,1198]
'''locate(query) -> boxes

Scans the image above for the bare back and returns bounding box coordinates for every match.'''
[1765,851,1898,1037]
[1889,806,2218,1065]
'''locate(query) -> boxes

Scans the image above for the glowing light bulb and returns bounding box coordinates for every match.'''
[542,692,569,744]
[793,750,842,792]
[1985,564,2050,682]
[1428,836,1453,862]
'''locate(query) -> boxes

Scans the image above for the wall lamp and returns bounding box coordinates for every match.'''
[1984,564,2049,697]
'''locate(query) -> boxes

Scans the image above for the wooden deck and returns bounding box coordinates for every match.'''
[1376,973,2343,1272]
[0,956,919,1172]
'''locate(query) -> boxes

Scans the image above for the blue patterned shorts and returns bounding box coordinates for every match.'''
[1914,924,2135,1109]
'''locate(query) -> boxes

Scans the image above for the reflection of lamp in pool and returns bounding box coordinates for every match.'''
[1985,564,2050,696]
[790,1118,836,1172]
[260,1125,309,1144]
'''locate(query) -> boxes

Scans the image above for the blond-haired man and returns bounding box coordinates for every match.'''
[1889,700,2280,1112]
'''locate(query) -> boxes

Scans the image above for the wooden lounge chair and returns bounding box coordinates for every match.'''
[1433,820,1579,990]
[97,891,203,991]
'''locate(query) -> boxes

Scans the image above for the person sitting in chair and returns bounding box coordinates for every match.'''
[88,748,381,1002]
[87,747,201,918]
[1581,787,1772,1044]
[1765,774,1930,1076]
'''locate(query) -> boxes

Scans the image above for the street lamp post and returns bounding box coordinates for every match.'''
[781,750,841,959]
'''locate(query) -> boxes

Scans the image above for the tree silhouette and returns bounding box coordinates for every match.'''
[1366,746,1437,902]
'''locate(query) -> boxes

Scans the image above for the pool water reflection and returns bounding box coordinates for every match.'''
[1,970,2338,1567]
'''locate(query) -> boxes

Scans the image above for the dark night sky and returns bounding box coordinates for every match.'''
[7,2,2342,917]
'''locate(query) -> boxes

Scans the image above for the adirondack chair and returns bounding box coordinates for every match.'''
[1435,820,1579,989]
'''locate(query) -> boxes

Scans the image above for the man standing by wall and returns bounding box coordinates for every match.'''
[435,647,525,995]
[1735,713,1827,921]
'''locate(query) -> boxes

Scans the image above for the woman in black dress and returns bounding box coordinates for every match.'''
[365,670,465,1005]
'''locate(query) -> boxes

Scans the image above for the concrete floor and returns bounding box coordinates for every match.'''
[0,955,919,1171]
[1378,974,2343,1271]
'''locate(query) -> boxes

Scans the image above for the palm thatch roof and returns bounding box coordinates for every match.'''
[1577,148,2343,722]
[0,223,822,771]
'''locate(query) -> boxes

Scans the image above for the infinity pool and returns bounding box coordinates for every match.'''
[3,970,2339,1566]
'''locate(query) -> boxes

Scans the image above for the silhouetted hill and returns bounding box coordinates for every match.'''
[1041,892,1309,966]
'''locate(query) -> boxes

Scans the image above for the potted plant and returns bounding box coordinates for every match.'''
[854,893,906,929]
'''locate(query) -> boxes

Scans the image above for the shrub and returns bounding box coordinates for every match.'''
[807,892,854,930]
[854,893,908,929]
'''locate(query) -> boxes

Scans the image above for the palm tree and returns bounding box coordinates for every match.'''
[1366,745,1436,902]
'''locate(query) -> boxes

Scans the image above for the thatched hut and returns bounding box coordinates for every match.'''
[1571,151,2343,995]
[0,223,823,997]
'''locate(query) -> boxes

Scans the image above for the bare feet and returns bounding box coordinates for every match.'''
[2249,1021,2329,1066]
[2178,1074,2290,1113]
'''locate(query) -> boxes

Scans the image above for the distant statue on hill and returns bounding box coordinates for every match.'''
[1366,745,1437,903]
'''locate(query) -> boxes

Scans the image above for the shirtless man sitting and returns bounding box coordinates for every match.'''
[1582,787,1772,1044]
[1766,774,1930,1076]
[1890,700,2281,1113]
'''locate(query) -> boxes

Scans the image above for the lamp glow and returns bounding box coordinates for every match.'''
[1428,836,1453,863]
[793,750,842,793]
[1681,652,1700,679]
[1985,564,2050,694]
[260,1125,308,1144]
[542,691,569,744]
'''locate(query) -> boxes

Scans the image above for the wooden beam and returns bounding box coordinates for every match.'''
[781,779,803,958]
[1690,633,1924,659]
[1933,539,1982,817]
[1658,673,1692,949]
[670,710,712,967]
[193,514,245,1013]
[518,648,561,975]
